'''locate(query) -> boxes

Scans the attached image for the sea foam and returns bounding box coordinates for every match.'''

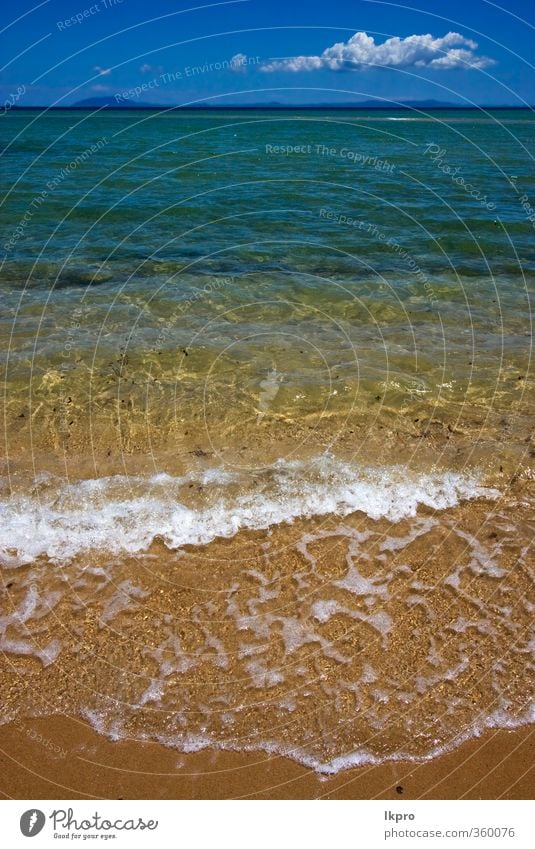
[0,456,499,565]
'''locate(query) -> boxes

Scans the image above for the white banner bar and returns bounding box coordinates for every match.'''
[2,800,532,848]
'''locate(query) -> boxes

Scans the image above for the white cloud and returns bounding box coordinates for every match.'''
[139,63,164,74]
[93,65,112,76]
[229,52,248,72]
[261,31,494,73]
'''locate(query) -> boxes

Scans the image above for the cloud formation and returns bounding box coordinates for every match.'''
[139,63,165,74]
[229,52,248,73]
[93,65,112,76]
[261,32,494,73]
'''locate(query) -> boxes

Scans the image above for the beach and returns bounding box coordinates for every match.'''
[0,718,532,799]
[0,107,533,799]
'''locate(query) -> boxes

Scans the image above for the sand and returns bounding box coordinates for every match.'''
[1,411,533,801]
[0,717,532,799]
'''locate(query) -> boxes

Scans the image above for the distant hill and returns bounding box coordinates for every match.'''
[71,96,161,108]
[350,98,460,109]
[69,97,465,110]
[216,98,463,109]
[12,97,528,111]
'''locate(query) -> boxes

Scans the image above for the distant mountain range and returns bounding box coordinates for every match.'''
[9,96,531,110]
[71,97,147,108]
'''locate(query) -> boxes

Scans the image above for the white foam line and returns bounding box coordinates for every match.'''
[0,457,499,565]
[78,702,534,776]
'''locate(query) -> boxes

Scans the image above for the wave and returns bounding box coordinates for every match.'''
[78,702,533,775]
[0,457,499,565]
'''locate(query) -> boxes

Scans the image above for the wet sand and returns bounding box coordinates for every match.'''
[2,384,533,800]
[1,464,533,795]
[0,716,532,799]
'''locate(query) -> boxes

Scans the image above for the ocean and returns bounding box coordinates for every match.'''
[0,107,533,772]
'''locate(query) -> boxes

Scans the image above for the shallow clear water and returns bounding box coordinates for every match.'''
[0,108,533,771]
[1,108,533,445]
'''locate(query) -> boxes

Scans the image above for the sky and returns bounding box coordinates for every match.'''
[0,0,533,106]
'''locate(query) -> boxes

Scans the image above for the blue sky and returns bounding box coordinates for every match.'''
[1,0,533,106]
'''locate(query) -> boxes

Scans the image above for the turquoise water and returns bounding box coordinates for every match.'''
[0,108,533,454]
[2,108,534,268]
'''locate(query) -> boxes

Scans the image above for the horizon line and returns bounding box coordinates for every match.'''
[4,104,534,111]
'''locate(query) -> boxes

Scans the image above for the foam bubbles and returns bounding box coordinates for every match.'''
[0,457,499,564]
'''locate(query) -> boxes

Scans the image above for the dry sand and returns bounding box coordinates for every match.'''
[0,717,532,800]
